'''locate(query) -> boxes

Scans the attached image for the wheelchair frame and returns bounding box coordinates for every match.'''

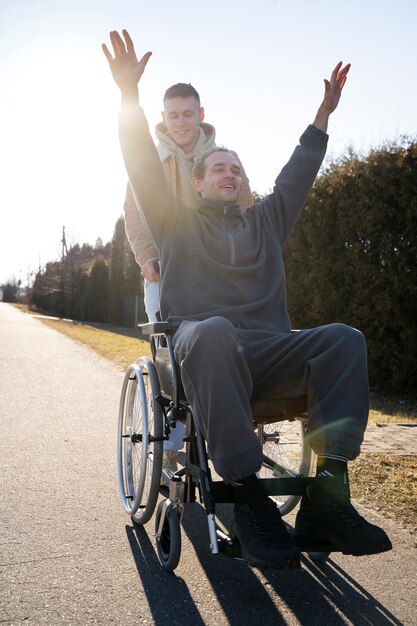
[117,322,327,572]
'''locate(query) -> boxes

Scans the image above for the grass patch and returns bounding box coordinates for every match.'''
[40,318,151,369]
[369,392,417,424]
[350,454,417,538]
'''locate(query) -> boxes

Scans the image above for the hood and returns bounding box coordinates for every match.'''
[155,121,216,163]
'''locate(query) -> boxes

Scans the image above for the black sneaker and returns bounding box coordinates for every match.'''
[230,496,301,569]
[294,484,392,556]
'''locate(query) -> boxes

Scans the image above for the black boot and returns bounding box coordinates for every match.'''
[230,475,300,569]
[294,478,392,556]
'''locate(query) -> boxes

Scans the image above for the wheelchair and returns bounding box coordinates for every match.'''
[117,322,326,572]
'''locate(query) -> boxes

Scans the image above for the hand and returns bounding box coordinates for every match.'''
[141,258,160,282]
[313,61,350,132]
[322,61,350,115]
[102,29,152,93]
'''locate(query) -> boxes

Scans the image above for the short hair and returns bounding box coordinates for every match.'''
[163,83,201,106]
[192,147,238,180]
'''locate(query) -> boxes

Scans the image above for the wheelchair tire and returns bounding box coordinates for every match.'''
[155,501,182,572]
[257,417,314,516]
[117,357,163,525]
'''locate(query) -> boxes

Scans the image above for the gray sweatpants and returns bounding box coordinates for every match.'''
[173,317,369,484]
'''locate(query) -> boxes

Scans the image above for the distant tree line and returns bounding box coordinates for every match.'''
[16,217,145,326]
[285,137,417,396]
[2,139,416,395]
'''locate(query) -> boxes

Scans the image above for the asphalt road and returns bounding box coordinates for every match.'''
[1,303,416,625]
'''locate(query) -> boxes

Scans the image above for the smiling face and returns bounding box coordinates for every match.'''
[192,151,242,204]
[162,96,205,154]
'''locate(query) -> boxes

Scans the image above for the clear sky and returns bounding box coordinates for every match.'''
[0,0,416,286]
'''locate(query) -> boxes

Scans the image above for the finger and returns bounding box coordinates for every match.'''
[101,43,113,64]
[110,30,126,56]
[109,31,121,56]
[336,65,350,91]
[337,63,351,80]
[330,61,343,83]
[122,29,135,54]
[138,51,152,73]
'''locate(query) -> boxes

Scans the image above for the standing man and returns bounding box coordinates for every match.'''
[103,30,392,570]
[124,83,252,322]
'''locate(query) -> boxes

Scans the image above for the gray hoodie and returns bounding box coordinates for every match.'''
[119,106,328,333]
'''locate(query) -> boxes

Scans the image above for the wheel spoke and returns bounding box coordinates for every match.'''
[258,418,314,516]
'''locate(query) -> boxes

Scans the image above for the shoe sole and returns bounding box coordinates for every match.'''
[295,534,393,556]
[230,534,301,569]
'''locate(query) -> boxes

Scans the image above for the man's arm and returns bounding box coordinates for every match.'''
[103,30,180,249]
[123,182,160,281]
[263,125,328,244]
[260,62,350,243]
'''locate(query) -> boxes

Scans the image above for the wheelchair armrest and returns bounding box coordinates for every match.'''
[140,322,180,336]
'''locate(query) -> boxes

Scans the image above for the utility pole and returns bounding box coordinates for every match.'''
[61,226,68,260]
[59,226,69,318]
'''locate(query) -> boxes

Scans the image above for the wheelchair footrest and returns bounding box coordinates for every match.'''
[211,476,315,503]
[262,476,315,495]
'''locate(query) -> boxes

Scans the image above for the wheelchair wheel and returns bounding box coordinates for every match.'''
[257,417,314,516]
[117,356,163,525]
[155,500,182,572]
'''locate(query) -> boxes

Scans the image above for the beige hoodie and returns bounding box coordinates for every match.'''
[124,121,252,268]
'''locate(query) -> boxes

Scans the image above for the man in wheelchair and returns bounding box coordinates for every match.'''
[103,30,392,569]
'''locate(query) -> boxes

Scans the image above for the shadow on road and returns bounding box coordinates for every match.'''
[292,556,402,625]
[125,523,206,626]
[125,503,401,626]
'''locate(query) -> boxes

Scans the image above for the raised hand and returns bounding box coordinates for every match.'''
[322,61,350,114]
[313,61,350,132]
[102,29,152,93]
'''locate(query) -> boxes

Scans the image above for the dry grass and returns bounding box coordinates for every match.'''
[39,318,151,369]
[369,393,417,424]
[350,454,417,537]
